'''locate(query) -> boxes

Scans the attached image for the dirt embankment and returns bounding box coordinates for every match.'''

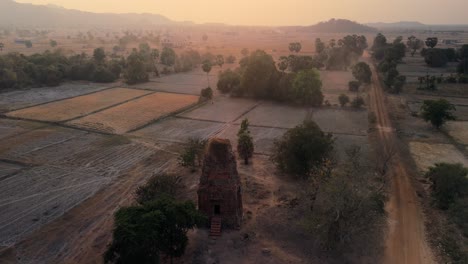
[366,54,436,264]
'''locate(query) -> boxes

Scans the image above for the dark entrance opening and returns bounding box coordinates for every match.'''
[214,204,221,215]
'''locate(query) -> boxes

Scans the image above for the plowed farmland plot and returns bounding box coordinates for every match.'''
[0,119,44,141]
[0,126,87,164]
[6,88,151,122]
[131,117,225,143]
[0,133,156,246]
[179,96,259,123]
[68,92,199,134]
[320,70,354,93]
[235,102,308,128]
[0,83,111,113]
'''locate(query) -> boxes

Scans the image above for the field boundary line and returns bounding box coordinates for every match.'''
[124,86,200,96]
[1,84,120,113]
[126,99,206,134]
[231,101,263,123]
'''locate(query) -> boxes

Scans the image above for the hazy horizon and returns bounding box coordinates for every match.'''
[14,0,468,26]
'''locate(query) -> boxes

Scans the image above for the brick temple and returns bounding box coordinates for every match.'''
[198,138,243,235]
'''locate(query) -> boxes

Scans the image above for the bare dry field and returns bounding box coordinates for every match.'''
[0,83,113,113]
[398,54,458,83]
[179,96,259,123]
[151,72,218,87]
[237,102,309,128]
[409,141,468,172]
[68,92,199,134]
[6,88,151,122]
[129,82,204,95]
[312,108,368,135]
[130,117,225,143]
[0,119,44,140]
[444,121,468,145]
[320,70,354,93]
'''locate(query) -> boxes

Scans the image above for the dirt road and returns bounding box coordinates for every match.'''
[366,54,436,264]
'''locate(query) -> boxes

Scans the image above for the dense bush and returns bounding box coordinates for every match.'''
[348,80,360,92]
[271,119,334,178]
[424,48,448,67]
[217,69,241,94]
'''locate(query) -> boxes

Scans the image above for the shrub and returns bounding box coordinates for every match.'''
[134,173,183,205]
[424,48,448,67]
[348,81,360,92]
[420,99,456,129]
[217,69,240,94]
[93,67,117,83]
[425,163,468,209]
[200,87,213,100]
[351,96,365,108]
[338,94,350,107]
[178,138,207,171]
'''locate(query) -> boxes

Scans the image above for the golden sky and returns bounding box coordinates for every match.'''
[15,0,468,26]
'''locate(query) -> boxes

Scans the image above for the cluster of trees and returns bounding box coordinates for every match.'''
[271,119,384,259]
[315,35,368,70]
[0,48,123,89]
[217,50,324,106]
[373,34,407,94]
[417,73,468,91]
[105,173,205,263]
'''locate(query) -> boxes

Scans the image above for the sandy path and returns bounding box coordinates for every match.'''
[365,53,435,264]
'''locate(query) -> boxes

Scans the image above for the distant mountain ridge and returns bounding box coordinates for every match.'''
[366,21,427,29]
[0,0,173,27]
[304,19,377,33]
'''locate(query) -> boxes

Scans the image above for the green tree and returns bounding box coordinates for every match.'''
[425,163,468,209]
[348,80,360,92]
[200,87,213,100]
[25,40,33,48]
[425,37,438,49]
[160,47,176,66]
[289,42,302,53]
[291,69,323,106]
[135,173,183,205]
[124,52,149,84]
[237,132,254,165]
[215,55,224,68]
[278,56,288,72]
[238,118,250,135]
[338,94,350,107]
[0,42,4,52]
[372,33,387,51]
[420,99,456,129]
[351,96,365,108]
[217,69,241,94]
[178,138,207,171]
[202,60,212,87]
[49,40,57,48]
[315,38,326,54]
[352,62,372,84]
[271,120,334,178]
[93,48,106,64]
[104,197,206,264]
[239,50,279,98]
[406,36,424,57]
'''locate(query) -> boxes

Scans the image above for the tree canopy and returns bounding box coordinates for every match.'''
[420,99,456,129]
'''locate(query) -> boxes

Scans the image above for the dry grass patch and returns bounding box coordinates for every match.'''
[444,121,468,145]
[409,141,468,172]
[68,92,199,134]
[6,88,150,122]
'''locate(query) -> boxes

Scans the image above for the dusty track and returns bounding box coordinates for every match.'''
[366,54,435,264]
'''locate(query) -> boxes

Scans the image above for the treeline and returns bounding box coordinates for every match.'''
[0,48,123,89]
[372,33,407,94]
[0,42,237,89]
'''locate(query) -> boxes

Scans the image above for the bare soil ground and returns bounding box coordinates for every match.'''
[312,108,368,136]
[6,88,150,122]
[409,141,468,172]
[237,102,309,128]
[179,96,259,123]
[68,92,199,134]
[0,82,113,113]
[444,121,468,145]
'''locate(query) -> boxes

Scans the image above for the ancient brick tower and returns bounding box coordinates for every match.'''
[198,138,243,229]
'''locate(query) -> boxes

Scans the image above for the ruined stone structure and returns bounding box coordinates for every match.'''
[198,138,243,229]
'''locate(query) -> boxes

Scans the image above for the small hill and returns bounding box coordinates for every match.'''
[0,0,172,27]
[305,19,377,33]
